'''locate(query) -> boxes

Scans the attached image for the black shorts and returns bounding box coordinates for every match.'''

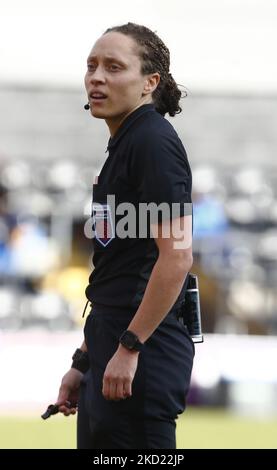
[77,304,195,449]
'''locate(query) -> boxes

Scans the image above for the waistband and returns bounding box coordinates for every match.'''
[89,301,182,319]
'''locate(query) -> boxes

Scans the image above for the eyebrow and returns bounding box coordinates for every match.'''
[87,55,126,65]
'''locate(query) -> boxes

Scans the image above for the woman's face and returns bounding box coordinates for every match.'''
[84,32,153,121]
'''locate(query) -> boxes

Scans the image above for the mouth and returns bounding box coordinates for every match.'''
[89,92,108,102]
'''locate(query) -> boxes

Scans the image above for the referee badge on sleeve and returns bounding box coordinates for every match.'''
[92,203,115,247]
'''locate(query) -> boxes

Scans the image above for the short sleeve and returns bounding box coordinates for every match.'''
[129,127,192,222]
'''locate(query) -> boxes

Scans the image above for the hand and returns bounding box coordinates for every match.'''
[56,368,83,416]
[102,345,139,401]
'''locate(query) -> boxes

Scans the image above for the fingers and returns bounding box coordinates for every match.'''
[56,387,68,407]
[57,385,77,416]
[116,382,125,400]
[58,402,77,416]
[123,380,132,399]
[102,377,132,401]
[102,375,110,400]
[59,407,77,417]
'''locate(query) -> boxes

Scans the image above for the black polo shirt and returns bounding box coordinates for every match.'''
[85,103,192,310]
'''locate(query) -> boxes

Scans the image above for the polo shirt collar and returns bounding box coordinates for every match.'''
[106,103,155,152]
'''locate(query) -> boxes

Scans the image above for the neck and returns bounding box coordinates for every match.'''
[106,98,153,137]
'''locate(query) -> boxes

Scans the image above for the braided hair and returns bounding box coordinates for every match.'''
[104,22,185,117]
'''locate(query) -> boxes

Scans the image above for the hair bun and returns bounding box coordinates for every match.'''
[104,22,186,117]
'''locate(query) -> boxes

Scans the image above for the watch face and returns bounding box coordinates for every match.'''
[120,330,143,351]
[123,331,136,349]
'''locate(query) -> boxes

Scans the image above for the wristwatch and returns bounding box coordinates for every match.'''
[71,348,90,374]
[119,330,144,352]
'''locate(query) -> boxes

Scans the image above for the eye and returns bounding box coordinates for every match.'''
[87,63,97,71]
[108,64,120,71]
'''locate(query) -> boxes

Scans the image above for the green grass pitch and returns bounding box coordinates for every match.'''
[1,408,276,449]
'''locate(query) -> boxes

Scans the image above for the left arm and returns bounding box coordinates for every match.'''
[102,215,193,401]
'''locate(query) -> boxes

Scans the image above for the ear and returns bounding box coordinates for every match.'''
[143,73,160,96]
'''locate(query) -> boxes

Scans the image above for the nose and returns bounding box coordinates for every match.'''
[88,65,106,84]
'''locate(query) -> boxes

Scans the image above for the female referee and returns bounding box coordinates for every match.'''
[56,22,195,449]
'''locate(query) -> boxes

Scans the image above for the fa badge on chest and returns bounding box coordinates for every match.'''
[92,203,115,247]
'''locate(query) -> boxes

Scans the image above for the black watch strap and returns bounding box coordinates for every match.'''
[119,330,144,352]
[71,348,90,374]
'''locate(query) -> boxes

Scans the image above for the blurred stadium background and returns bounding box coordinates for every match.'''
[1,0,277,449]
